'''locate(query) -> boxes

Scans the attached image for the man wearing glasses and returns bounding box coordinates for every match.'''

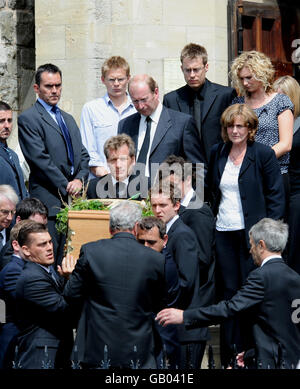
[118,74,205,185]
[0,185,18,251]
[163,43,236,165]
[80,56,136,179]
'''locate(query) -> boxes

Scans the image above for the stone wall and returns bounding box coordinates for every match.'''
[0,0,35,149]
[35,0,230,124]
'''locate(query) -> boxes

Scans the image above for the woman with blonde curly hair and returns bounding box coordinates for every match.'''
[205,103,285,367]
[230,51,294,185]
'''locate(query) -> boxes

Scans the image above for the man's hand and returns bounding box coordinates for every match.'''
[66,179,82,196]
[57,253,76,278]
[236,351,245,368]
[155,308,184,326]
[90,166,109,177]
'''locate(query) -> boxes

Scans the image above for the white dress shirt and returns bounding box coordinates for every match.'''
[80,93,136,177]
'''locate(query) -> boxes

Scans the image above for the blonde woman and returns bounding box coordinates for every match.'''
[230,51,294,179]
[274,75,300,274]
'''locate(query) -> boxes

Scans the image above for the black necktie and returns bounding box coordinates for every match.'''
[137,116,152,165]
[51,105,74,169]
[193,92,202,139]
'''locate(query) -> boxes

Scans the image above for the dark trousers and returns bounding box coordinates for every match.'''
[179,341,206,369]
[287,192,300,274]
[215,229,255,367]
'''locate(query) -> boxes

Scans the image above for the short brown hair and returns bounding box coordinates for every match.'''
[138,216,166,239]
[149,180,181,206]
[17,221,48,247]
[180,43,208,65]
[221,104,258,143]
[10,220,37,242]
[104,134,135,160]
[101,56,130,78]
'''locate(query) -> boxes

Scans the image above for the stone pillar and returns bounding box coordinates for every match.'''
[0,0,35,149]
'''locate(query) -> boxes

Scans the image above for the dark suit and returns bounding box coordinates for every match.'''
[118,106,205,181]
[0,255,26,368]
[179,195,216,307]
[18,100,90,217]
[15,262,74,369]
[184,258,300,368]
[166,217,208,368]
[63,232,165,368]
[0,144,28,201]
[163,80,237,164]
[87,173,141,200]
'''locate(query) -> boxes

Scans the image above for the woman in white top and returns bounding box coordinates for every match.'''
[205,103,285,368]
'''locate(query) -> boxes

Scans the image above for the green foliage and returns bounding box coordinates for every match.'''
[55,196,153,235]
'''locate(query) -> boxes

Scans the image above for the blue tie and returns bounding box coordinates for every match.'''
[51,105,74,170]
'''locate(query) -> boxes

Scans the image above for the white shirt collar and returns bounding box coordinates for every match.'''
[166,215,179,233]
[260,255,282,267]
[141,101,163,124]
[181,188,194,207]
[111,175,129,186]
[0,229,6,245]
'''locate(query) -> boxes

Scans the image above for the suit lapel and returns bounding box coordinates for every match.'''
[35,101,62,136]
[177,86,191,114]
[201,80,217,122]
[150,107,171,155]
[218,143,230,178]
[239,143,255,178]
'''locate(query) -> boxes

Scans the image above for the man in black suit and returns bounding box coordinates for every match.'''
[14,221,74,369]
[63,201,165,368]
[87,134,141,199]
[150,182,207,369]
[156,218,300,369]
[118,74,205,185]
[163,43,236,165]
[0,220,36,368]
[159,155,216,311]
[0,101,28,201]
[18,63,90,255]
[137,216,180,368]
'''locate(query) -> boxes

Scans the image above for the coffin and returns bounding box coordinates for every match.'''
[67,209,111,260]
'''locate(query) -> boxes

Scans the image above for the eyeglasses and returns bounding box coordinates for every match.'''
[0,209,16,216]
[107,78,127,84]
[182,67,205,74]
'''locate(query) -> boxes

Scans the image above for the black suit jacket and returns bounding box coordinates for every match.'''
[179,195,216,307]
[87,173,141,200]
[118,106,206,180]
[184,258,300,368]
[18,101,90,217]
[163,80,237,164]
[205,141,285,247]
[166,218,208,342]
[63,232,166,368]
[15,262,74,369]
[0,144,28,201]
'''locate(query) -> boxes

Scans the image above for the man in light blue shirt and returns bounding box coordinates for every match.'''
[80,56,136,178]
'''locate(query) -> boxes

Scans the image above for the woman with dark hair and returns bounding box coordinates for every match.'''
[205,103,285,368]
